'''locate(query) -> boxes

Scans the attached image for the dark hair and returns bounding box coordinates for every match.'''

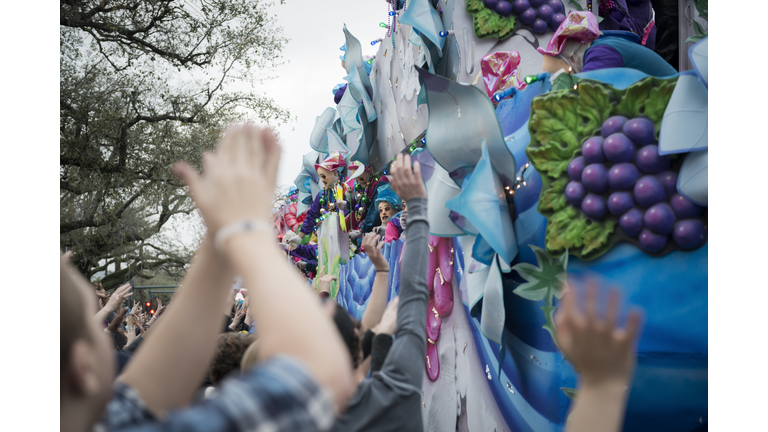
[209,333,255,385]
[331,302,361,369]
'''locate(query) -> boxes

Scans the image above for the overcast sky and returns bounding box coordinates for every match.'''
[261,0,386,186]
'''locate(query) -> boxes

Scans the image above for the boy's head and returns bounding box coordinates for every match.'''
[61,254,115,419]
[209,333,255,385]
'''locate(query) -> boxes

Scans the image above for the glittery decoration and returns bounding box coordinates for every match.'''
[480,51,527,99]
[536,11,600,57]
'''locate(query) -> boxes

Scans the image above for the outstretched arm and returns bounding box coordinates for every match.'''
[117,236,235,416]
[360,233,390,334]
[177,126,353,411]
[556,280,644,432]
[378,154,429,387]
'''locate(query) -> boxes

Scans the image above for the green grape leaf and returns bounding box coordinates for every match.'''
[615,78,654,118]
[582,218,616,257]
[468,2,517,40]
[528,77,679,260]
[575,82,614,137]
[539,177,569,213]
[643,79,676,135]
[685,34,706,44]
[542,206,584,255]
[466,0,485,13]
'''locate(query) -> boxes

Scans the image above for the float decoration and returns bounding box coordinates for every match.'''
[417,67,516,189]
[467,0,567,40]
[480,51,527,99]
[466,0,517,40]
[446,141,518,264]
[399,0,445,57]
[525,76,708,260]
[510,245,568,343]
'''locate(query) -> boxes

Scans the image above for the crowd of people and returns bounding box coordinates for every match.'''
[62,125,644,432]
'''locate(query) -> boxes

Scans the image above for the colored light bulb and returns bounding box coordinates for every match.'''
[389,11,396,16]
[380,22,389,28]
[524,75,539,84]
[439,31,448,37]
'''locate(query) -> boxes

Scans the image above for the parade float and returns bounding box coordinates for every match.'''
[272,1,707,430]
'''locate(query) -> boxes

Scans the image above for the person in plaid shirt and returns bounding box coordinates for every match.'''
[61,126,354,432]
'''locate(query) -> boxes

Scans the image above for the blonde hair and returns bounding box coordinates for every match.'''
[240,340,260,373]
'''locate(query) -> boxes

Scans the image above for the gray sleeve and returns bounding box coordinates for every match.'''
[378,197,429,388]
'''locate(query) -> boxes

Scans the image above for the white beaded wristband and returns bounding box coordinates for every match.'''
[214,219,272,252]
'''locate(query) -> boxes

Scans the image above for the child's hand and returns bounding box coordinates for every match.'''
[555,280,644,389]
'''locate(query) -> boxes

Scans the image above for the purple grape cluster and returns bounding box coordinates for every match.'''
[565,116,706,253]
[482,0,566,34]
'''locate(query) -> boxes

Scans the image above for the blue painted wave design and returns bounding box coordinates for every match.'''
[336,239,404,321]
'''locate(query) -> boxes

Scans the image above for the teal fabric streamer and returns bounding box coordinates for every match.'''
[446,141,518,264]
[398,0,445,57]
[416,67,517,190]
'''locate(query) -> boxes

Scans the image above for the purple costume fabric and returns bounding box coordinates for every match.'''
[334,85,348,105]
[582,35,677,77]
[299,191,350,236]
[291,244,318,263]
[600,0,657,50]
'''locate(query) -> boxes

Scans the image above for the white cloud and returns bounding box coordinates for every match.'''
[261,0,387,186]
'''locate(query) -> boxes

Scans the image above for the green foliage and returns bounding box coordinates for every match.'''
[568,0,584,11]
[686,0,708,43]
[60,0,290,285]
[511,245,569,345]
[526,77,677,260]
[695,0,708,20]
[467,0,517,40]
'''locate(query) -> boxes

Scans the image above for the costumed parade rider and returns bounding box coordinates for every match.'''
[293,151,350,245]
[347,163,390,244]
[281,231,318,279]
[539,11,676,78]
[371,183,404,243]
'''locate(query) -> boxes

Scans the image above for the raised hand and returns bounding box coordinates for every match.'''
[103,283,133,314]
[173,125,281,235]
[131,300,141,315]
[555,280,643,388]
[155,298,165,316]
[229,301,247,330]
[373,297,399,335]
[317,274,338,297]
[362,233,388,272]
[95,283,107,299]
[389,154,426,202]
